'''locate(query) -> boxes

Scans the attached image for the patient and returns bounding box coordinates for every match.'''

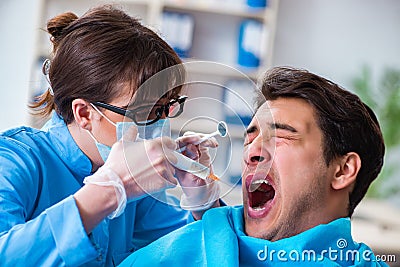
[119,67,388,266]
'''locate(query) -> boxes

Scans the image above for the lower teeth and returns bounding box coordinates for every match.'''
[253,206,265,211]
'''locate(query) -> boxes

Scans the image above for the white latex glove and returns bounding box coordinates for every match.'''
[105,126,178,200]
[84,126,178,219]
[175,131,221,211]
[83,166,127,219]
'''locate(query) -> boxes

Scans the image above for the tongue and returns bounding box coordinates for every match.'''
[250,184,275,208]
[249,181,271,193]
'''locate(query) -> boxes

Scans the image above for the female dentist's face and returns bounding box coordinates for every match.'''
[90,95,128,147]
[242,98,336,241]
[90,93,170,147]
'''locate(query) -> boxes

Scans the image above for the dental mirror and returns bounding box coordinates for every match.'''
[177,121,228,152]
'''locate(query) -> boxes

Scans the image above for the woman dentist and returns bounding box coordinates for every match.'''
[0,5,220,266]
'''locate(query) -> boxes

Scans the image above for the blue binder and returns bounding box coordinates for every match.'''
[238,19,263,68]
[161,12,194,58]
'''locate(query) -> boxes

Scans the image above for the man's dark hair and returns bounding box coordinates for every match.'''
[256,67,385,217]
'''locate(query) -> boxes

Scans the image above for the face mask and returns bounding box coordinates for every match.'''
[87,105,116,163]
[86,127,114,163]
[95,119,170,162]
[94,140,112,163]
[116,119,171,141]
[89,104,171,162]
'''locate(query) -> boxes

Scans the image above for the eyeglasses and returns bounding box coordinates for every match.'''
[93,95,187,126]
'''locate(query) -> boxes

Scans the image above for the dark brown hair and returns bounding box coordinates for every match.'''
[30,5,184,124]
[256,67,385,217]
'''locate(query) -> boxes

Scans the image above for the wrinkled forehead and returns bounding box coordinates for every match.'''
[253,98,322,137]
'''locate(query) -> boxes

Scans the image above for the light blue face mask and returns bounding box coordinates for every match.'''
[94,141,113,163]
[89,104,171,162]
[116,119,171,141]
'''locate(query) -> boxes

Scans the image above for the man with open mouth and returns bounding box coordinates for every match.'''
[119,67,388,266]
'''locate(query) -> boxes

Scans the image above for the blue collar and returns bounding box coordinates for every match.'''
[41,112,93,183]
[202,206,368,266]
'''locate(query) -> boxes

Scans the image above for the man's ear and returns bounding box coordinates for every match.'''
[331,152,361,190]
[72,99,99,131]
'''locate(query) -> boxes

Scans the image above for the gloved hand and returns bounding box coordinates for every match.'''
[84,126,178,218]
[107,126,178,197]
[175,131,221,212]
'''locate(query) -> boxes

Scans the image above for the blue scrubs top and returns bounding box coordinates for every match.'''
[0,113,191,266]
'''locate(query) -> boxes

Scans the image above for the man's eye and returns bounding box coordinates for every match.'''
[273,136,285,142]
[273,135,295,144]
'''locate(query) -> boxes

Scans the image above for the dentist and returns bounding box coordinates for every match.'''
[0,5,219,266]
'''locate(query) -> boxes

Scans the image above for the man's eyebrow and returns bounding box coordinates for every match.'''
[270,122,298,133]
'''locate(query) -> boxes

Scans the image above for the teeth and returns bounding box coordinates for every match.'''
[249,179,269,192]
[253,180,269,185]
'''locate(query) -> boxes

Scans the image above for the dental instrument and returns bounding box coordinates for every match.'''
[176,121,228,153]
[169,150,220,181]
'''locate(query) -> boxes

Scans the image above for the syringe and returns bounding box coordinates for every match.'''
[169,150,219,181]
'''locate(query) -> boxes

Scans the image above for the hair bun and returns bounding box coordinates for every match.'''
[47,12,78,50]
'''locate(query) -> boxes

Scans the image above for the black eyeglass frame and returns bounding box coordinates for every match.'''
[93,95,187,126]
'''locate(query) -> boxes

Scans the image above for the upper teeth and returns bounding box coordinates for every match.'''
[249,179,269,192]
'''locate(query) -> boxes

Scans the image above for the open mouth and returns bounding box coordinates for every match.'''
[246,177,276,217]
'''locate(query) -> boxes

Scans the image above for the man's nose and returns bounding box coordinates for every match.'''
[250,155,266,163]
[245,136,273,166]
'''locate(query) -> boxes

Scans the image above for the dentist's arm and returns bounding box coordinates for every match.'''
[0,141,98,266]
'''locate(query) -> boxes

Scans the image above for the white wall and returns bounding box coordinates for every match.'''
[273,0,400,90]
[0,0,41,131]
